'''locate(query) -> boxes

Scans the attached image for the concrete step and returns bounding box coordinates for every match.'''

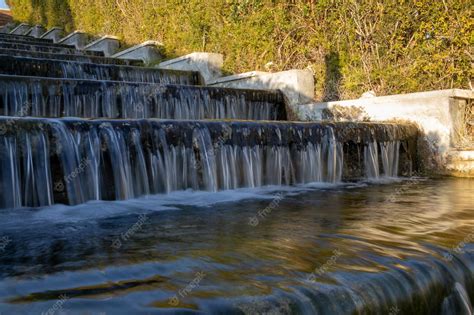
[0,117,418,208]
[0,41,104,56]
[9,23,31,35]
[40,27,64,43]
[25,25,47,38]
[0,48,141,66]
[0,74,286,121]
[0,35,84,49]
[0,32,54,44]
[0,55,201,85]
[112,41,164,64]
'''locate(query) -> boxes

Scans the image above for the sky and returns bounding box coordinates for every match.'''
[0,0,8,9]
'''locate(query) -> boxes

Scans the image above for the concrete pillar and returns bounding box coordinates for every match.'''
[158,52,223,84]
[57,31,89,50]
[26,25,46,38]
[40,27,64,43]
[208,69,315,107]
[112,41,164,64]
[10,23,31,35]
[83,35,120,57]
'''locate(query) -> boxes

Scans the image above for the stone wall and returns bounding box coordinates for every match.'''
[294,89,474,176]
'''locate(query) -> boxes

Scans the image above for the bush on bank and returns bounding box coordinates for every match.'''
[7,0,473,100]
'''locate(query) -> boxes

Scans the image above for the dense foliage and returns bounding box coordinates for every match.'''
[7,0,473,100]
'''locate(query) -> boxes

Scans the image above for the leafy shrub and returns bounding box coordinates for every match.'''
[7,0,473,100]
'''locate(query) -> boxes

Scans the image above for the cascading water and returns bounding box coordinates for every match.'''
[364,140,402,179]
[0,76,285,120]
[0,42,94,55]
[364,141,380,179]
[0,48,131,65]
[0,118,417,209]
[1,32,471,315]
[381,141,400,177]
[0,56,200,84]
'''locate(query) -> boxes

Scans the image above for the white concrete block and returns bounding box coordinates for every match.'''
[57,31,89,49]
[296,89,474,175]
[208,69,314,106]
[10,23,31,35]
[40,27,64,43]
[112,41,164,64]
[83,35,120,57]
[158,52,223,84]
[25,25,46,38]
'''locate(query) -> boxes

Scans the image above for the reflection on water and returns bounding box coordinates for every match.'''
[0,178,473,314]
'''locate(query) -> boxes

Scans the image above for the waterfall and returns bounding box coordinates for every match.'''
[0,56,200,85]
[364,141,380,179]
[0,137,22,208]
[381,141,400,177]
[0,118,370,208]
[0,118,414,209]
[0,77,285,120]
[324,127,343,183]
[364,140,401,179]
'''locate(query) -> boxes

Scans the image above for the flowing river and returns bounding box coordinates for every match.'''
[0,177,472,314]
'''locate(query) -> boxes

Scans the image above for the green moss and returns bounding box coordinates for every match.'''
[7,0,473,100]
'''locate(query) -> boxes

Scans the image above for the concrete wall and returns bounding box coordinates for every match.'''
[57,31,88,49]
[83,36,120,57]
[295,89,474,176]
[10,23,30,35]
[208,70,314,107]
[112,41,164,64]
[27,25,46,38]
[158,52,223,84]
[40,27,64,43]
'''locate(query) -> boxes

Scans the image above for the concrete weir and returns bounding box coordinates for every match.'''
[0,40,103,55]
[0,55,201,84]
[295,89,474,176]
[0,75,286,120]
[0,48,138,65]
[0,20,473,315]
[0,26,458,210]
[0,117,418,209]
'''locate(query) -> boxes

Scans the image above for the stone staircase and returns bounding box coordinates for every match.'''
[0,26,420,209]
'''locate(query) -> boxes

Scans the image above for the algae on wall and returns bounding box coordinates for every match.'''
[7,0,473,101]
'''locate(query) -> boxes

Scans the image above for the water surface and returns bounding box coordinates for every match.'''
[0,178,473,314]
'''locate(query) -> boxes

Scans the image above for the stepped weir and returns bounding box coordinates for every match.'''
[0,118,417,208]
[0,27,472,315]
[0,33,419,210]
